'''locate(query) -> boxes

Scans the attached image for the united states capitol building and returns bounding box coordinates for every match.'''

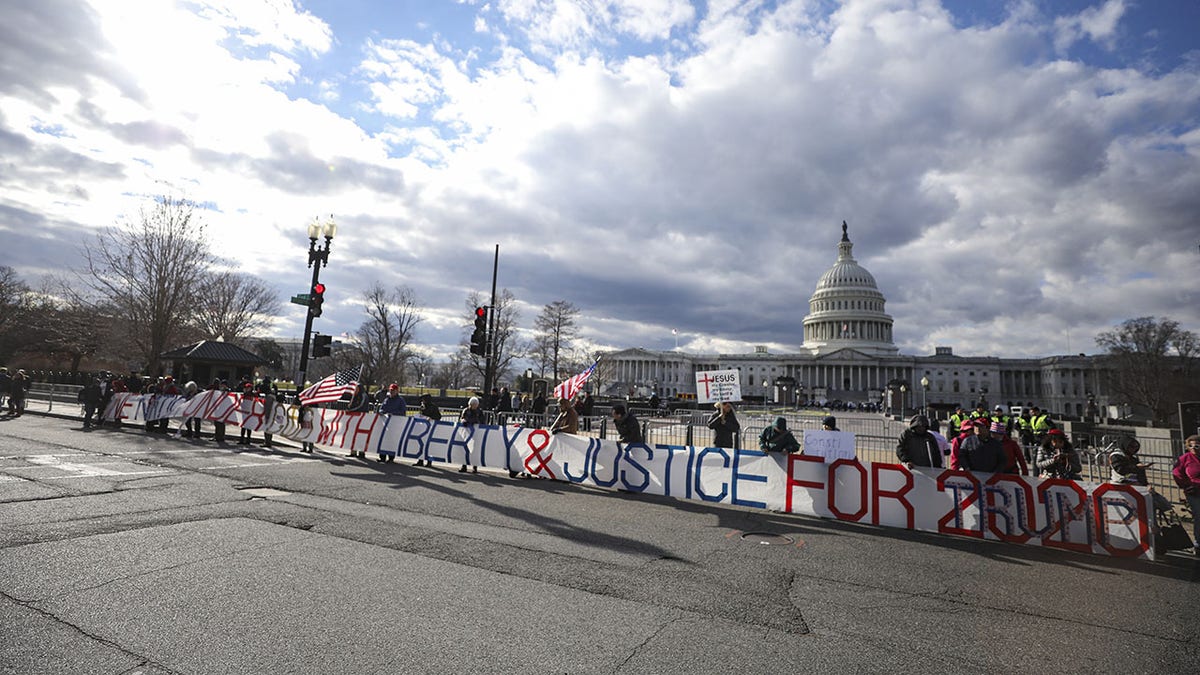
[599,224,1104,417]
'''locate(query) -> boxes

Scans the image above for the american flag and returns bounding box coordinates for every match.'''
[299,365,361,405]
[553,360,598,402]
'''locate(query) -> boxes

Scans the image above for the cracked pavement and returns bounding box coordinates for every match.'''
[1,411,1197,673]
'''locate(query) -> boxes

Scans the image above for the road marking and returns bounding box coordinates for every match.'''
[40,470,174,480]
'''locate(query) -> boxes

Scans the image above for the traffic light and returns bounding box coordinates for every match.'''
[310,282,325,317]
[469,306,488,356]
[312,334,332,358]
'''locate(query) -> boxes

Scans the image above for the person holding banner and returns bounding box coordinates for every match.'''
[459,396,483,474]
[896,414,942,469]
[759,417,800,454]
[1035,429,1081,479]
[414,393,441,467]
[550,396,579,435]
[208,379,228,443]
[611,404,643,444]
[707,402,740,448]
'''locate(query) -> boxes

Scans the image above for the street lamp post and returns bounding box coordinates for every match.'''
[899,384,907,420]
[525,368,533,394]
[920,376,930,414]
[297,216,337,389]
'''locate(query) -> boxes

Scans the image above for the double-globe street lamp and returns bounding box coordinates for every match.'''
[298,216,337,389]
[920,375,930,414]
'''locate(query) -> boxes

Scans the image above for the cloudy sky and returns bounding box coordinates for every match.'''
[2,0,1198,364]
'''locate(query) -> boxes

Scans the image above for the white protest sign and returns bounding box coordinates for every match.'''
[802,429,857,462]
[694,369,741,403]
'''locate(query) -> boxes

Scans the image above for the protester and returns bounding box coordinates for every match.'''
[377,383,406,462]
[896,414,942,469]
[707,401,740,448]
[0,367,9,411]
[821,415,839,431]
[577,391,595,431]
[550,396,579,435]
[531,391,548,416]
[1035,429,1081,479]
[379,383,406,415]
[346,383,369,458]
[209,379,228,443]
[928,419,950,460]
[256,377,275,448]
[1171,435,1200,555]
[459,396,483,473]
[78,377,103,429]
[299,402,316,453]
[181,381,202,439]
[952,419,1006,473]
[1110,436,1172,515]
[991,420,1027,475]
[238,380,256,446]
[414,393,441,467]
[8,369,28,415]
[759,417,800,454]
[611,403,643,444]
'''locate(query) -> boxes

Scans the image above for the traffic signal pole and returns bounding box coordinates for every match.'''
[298,222,335,389]
[297,261,321,389]
[485,244,498,395]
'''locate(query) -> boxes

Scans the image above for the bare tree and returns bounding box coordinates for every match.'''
[464,289,522,387]
[78,196,213,374]
[0,266,31,363]
[1095,316,1199,422]
[356,283,423,386]
[530,300,581,382]
[431,352,472,390]
[193,271,282,342]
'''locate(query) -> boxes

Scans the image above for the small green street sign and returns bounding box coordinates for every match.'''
[290,293,311,305]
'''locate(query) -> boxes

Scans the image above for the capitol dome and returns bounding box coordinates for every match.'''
[802,222,898,355]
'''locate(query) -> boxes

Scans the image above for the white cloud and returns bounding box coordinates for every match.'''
[1,0,1197,364]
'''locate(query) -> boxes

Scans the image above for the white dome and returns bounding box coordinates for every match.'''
[802,222,897,355]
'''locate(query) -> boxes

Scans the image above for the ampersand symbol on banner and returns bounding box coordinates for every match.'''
[524,428,556,479]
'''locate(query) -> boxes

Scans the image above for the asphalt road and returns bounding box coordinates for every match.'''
[1,410,1197,674]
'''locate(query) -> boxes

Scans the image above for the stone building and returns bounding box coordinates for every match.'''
[600,223,1108,417]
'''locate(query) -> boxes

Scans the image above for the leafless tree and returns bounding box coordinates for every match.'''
[78,196,213,374]
[356,283,423,386]
[431,352,472,390]
[1095,316,1199,423]
[530,300,580,381]
[193,271,282,343]
[0,266,31,363]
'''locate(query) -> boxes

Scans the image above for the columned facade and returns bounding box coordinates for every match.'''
[599,222,1111,415]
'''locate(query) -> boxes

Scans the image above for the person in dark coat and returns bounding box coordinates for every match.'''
[209,379,228,443]
[707,401,740,449]
[759,417,800,453]
[611,403,643,444]
[414,393,441,467]
[78,377,103,429]
[896,414,942,469]
[9,369,29,415]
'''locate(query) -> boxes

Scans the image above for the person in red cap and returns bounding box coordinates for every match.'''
[991,420,1027,475]
[948,418,976,466]
[376,383,407,463]
[1035,429,1081,479]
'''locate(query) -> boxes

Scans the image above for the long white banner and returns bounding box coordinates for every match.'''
[104,391,1155,560]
